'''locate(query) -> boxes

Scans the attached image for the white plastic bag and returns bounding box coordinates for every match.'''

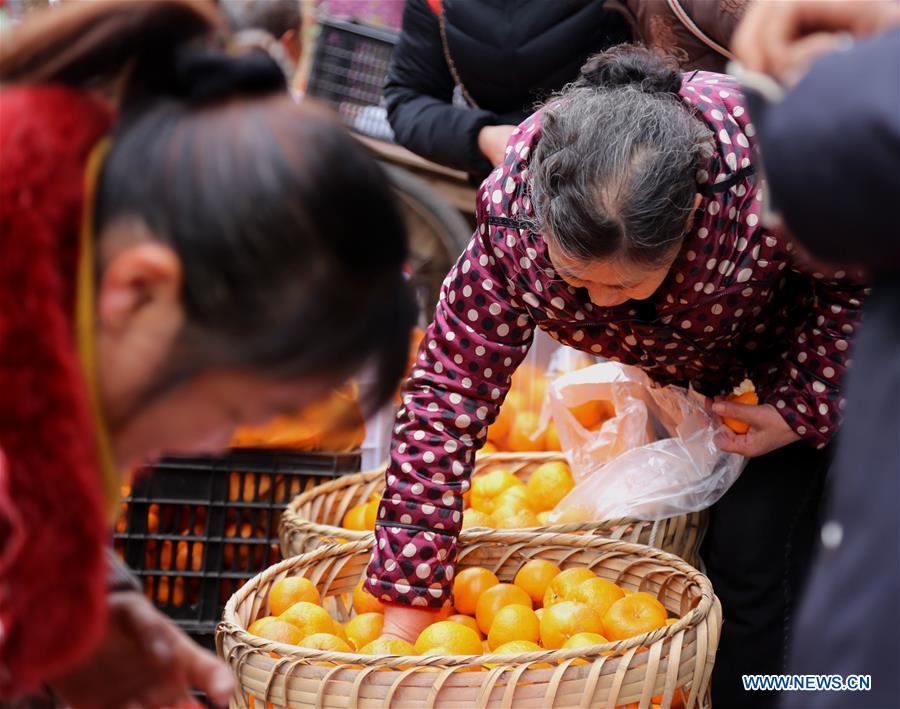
[547,361,747,522]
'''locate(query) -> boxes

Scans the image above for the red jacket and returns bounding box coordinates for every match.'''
[365,71,866,608]
[0,86,112,695]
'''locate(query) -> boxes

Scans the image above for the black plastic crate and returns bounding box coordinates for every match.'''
[306,17,398,140]
[113,448,360,639]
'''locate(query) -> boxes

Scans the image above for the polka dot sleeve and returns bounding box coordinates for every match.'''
[765,267,867,449]
[363,216,535,607]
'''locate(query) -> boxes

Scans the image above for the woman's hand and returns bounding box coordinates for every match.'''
[712,400,801,458]
[732,0,899,84]
[477,124,517,166]
[52,590,234,709]
[382,604,442,645]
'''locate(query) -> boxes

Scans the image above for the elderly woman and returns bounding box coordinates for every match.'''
[366,46,866,708]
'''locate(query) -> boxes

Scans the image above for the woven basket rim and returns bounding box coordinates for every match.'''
[280,453,701,543]
[220,532,716,668]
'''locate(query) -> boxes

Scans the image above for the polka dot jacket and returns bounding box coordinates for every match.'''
[364,71,867,608]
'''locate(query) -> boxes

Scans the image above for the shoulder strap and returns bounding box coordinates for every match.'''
[435,2,480,109]
[665,0,736,62]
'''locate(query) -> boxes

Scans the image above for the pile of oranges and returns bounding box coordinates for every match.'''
[247,562,684,706]
[482,356,615,454]
[340,460,582,533]
[463,460,577,530]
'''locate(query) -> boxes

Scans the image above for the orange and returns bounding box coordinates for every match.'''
[435,603,453,622]
[487,604,540,650]
[489,391,524,446]
[493,484,534,513]
[602,592,667,641]
[247,616,303,645]
[493,508,540,529]
[297,633,352,652]
[475,583,533,634]
[543,568,596,608]
[525,461,575,512]
[175,540,204,572]
[478,441,499,456]
[535,608,545,622]
[342,503,368,531]
[723,380,759,434]
[562,631,609,665]
[545,420,562,451]
[666,617,678,627]
[537,511,552,525]
[571,578,626,619]
[514,559,561,605]
[364,497,380,531]
[279,601,336,638]
[540,601,604,649]
[414,621,483,655]
[453,567,499,615]
[359,637,416,655]
[268,576,320,616]
[332,622,350,644]
[344,612,384,650]
[462,508,494,530]
[352,577,385,614]
[562,631,608,649]
[446,614,483,638]
[506,411,544,452]
[651,688,685,708]
[470,470,524,515]
[569,400,613,429]
[486,640,550,669]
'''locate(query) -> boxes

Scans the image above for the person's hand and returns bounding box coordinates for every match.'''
[477,124,517,166]
[382,604,442,645]
[712,400,801,457]
[732,0,900,84]
[52,591,234,709]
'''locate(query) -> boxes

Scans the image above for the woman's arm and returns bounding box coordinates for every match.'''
[364,208,535,609]
[760,265,867,451]
[384,0,501,175]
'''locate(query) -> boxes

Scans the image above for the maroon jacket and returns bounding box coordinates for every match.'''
[364,71,866,608]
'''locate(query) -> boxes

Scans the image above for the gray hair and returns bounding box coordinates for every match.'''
[219,0,301,39]
[530,45,713,267]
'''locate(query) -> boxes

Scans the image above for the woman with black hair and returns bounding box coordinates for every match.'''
[0,0,415,703]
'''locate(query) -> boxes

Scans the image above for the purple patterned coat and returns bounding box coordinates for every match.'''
[365,71,866,608]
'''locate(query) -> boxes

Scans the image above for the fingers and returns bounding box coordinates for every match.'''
[733,0,899,79]
[171,631,234,708]
[111,591,176,665]
[714,428,756,457]
[712,399,772,427]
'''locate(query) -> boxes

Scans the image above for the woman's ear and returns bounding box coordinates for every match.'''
[97,241,183,334]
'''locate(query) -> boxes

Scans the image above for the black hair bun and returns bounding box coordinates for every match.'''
[580,44,682,96]
[174,47,287,104]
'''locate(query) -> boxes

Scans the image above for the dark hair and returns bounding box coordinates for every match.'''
[531,45,713,267]
[0,0,415,413]
[219,0,301,39]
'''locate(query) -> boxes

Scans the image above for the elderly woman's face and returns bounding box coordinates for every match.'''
[546,239,678,308]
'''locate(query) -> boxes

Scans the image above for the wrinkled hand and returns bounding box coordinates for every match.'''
[712,400,801,458]
[52,591,234,709]
[382,604,441,645]
[732,0,900,84]
[477,124,517,166]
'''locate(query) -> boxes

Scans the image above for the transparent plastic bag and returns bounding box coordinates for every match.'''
[547,361,747,522]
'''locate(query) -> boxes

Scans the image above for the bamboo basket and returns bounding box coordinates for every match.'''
[280,452,708,566]
[217,532,720,708]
